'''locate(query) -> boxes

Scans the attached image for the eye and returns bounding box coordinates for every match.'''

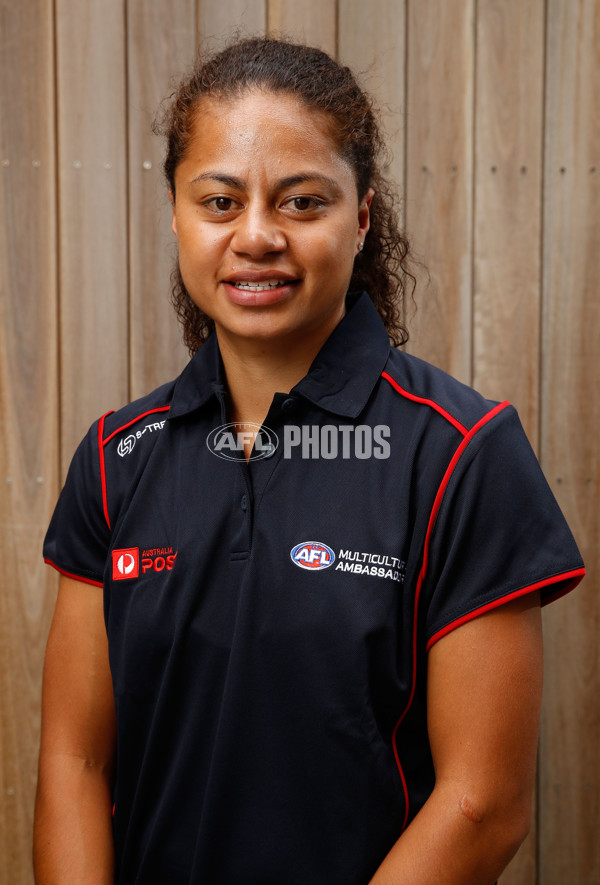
[291,196,313,211]
[203,196,239,213]
[283,195,323,213]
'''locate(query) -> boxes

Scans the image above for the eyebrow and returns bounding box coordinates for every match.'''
[189,171,342,191]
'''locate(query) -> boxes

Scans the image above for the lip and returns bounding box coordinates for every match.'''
[222,269,301,307]
[224,269,300,284]
[223,279,299,307]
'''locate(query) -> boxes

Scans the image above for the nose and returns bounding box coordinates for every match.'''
[230,204,287,257]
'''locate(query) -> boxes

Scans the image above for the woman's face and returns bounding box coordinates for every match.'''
[171,90,372,352]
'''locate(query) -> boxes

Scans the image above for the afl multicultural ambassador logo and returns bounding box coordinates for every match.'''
[290,542,335,571]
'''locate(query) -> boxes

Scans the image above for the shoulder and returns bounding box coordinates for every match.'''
[61,377,181,491]
[100,378,178,448]
[85,377,186,534]
[380,349,506,437]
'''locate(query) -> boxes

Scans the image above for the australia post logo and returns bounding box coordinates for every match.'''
[290,541,335,571]
[112,546,177,581]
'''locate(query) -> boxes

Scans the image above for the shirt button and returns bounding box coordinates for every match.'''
[240,495,248,512]
[281,397,296,412]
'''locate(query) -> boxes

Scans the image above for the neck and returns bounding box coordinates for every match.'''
[217,334,316,426]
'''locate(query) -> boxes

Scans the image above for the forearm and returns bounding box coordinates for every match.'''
[34,752,115,885]
[369,781,530,885]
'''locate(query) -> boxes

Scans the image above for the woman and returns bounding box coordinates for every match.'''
[35,37,584,884]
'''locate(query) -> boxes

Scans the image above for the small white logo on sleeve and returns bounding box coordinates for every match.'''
[118,435,136,457]
[290,542,335,570]
[117,421,167,457]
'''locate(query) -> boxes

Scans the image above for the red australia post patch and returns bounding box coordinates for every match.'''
[112,547,140,581]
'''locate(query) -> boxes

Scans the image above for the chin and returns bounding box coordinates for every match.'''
[216,314,314,345]
[230,322,299,342]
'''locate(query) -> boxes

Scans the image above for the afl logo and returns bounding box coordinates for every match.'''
[207,422,278,461]
[290,541,335,571]
[112,547,140,580]
[117,435,136,457]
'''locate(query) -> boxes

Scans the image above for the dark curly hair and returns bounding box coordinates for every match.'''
[154,36,415,352]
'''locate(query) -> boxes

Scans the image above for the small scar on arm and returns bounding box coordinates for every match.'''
[459,794,484,823]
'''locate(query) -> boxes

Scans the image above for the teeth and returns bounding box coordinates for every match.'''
[232,280,287,291]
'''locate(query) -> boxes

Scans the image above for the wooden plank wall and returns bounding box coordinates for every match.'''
[0,2,58,881]
[0,1,597,881]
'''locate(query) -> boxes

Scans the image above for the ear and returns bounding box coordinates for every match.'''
[357,187,374,248]
[169,190,177,236]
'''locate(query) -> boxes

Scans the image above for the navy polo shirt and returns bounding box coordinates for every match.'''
[44,292,584,884]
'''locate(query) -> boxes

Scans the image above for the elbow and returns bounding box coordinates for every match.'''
[458,786,534,865]
[500,777,535,850]
[499,793,534,857]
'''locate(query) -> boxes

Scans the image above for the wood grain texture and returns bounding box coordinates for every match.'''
[56,0,129,475]
[475,4,545,880]
[539,1,600,881]
[472,0,545,442]
[268,0,336,55]
[338,0,406,209]
[0,2,58,883]
[128,0,194,398]
[404,0,474,382]
[198,0,266,42]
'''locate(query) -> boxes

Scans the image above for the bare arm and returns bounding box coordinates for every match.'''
[370,592,543,884]
[34,576,117,884]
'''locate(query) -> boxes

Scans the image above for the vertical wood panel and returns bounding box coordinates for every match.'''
[338,0,406,207]
[475,4,545,881]
[540,1,600,881]
[198,0,266,41]
[473,0,545,442]
[268,0,336,55]
[405,0,474,382]
[56,0,129,474]
[128,0,194,398]
[0,2,57,882]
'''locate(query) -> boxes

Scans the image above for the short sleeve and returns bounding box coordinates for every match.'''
[43,420,111,586]
[423,405,585,649]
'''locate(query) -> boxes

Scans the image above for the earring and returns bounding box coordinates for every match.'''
[358,241,364,252]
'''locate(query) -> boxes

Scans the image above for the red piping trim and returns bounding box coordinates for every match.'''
[426,567,586,651]
[381,370,469,436]
[391,400,510,831]
[44,559,103,588]
[98,412,112,530]
[542,568,586,605]
[102,406,171,446]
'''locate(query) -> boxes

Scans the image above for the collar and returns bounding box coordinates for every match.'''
[168,330,223,420]
[290,291,391,418]
[168,291,391,421]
